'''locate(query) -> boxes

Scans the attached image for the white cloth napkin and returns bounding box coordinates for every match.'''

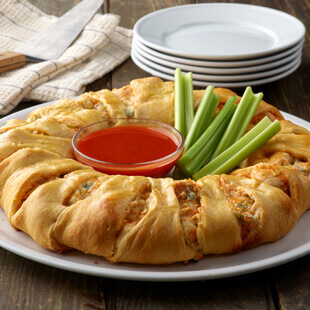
[0,0,133,115]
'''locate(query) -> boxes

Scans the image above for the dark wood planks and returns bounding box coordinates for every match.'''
[113,273,275,310]
[109,0,196,89]
[27,0,82,17]
[270,256,310,310]
[0,249,116,309]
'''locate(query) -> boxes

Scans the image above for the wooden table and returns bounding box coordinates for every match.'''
[1,0,309,309]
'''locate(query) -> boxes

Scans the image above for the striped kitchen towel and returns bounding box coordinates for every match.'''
[0,0,132,115]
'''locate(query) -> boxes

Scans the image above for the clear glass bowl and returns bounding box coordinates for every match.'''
[72,118,184,178]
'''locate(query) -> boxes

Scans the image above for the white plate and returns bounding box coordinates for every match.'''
[132,45,302,81]
[134,36,305,68]
[131,49,302,88]
[134,40,303,75]
[0,104,309,282]
[134,3,305,60]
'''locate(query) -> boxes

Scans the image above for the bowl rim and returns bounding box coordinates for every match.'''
[72,118,184,168]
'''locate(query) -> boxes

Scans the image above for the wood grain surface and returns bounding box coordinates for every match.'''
[0,0,309,309]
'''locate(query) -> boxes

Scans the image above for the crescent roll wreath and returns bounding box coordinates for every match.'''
[0,77,309,264]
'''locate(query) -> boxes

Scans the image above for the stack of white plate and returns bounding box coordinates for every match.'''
[132,3,305,88]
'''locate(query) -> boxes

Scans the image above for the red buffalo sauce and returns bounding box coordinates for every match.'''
[78,125,178,163]
[74,123,183,177]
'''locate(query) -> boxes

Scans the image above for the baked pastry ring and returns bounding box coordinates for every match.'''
[0,77,309,264]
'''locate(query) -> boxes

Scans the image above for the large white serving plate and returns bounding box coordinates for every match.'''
[132,46,302,82]
[134,3,305,60]
[134,37,305,68]
[134,40,303,75]
[131,50,302,88]
[0,103,309,282]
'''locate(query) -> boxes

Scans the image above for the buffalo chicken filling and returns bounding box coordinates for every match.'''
[220,177,258,247]
[174,181,203,259]
[258,152,310,177]
[125,183,151,224]
[64,177,102,206]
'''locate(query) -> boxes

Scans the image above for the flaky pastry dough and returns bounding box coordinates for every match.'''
[0,77,309,264]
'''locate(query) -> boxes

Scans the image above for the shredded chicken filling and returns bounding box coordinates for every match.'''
[125,183,151,224]
[259,152,295,166]
[220,177,258,244]
[291,160,310,176]
[174,181,202,259]
[250,165,291,195]
[259,152,310,177]
[94,103,108,114]
[64,178,101,206]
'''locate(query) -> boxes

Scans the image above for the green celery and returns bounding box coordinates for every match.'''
[184,85,221,151]
[210,86,263,160]
[184,72,194,138]
[174,68,187,138]
[193,117,281,180]
[177,97,237,177]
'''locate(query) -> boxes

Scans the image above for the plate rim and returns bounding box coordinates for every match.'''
[0,222,309,282]
[133,40,303,75]
[134,36,305,68]
[131,50,302,88]
[0,102,309,282]
[132,45,302,81]
[134,3,305,60]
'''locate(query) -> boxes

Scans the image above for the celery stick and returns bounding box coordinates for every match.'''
[174,68,187,138]
[177,98,237,177]
[211,87,263,160]
[193,118,281,180]
[184,85,221,151]
[193,116,272,178]
[184,72,194,138]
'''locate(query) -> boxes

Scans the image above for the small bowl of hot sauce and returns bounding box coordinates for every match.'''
[72,118,184,178]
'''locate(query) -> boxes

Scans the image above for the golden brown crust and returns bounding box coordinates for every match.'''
[0,77,309,264]
[239,120,310,168]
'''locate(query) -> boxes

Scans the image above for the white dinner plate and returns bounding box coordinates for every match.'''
[134,40,303,75]
[0,103,309,282]
[134,36,305,68]
[132,45,302,81]
[134,3,305,60]
[131,49,302,88]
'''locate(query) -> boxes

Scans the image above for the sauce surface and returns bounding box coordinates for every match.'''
[77,125,179,164]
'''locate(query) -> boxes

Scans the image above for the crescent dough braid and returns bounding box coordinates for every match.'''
[233,163,310,217]
[0,148,307,264]
[0,77,283,156]
[0,148,90,224]
[22,77,283,129]
[239,120,310,171]
[0,77,309,264]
